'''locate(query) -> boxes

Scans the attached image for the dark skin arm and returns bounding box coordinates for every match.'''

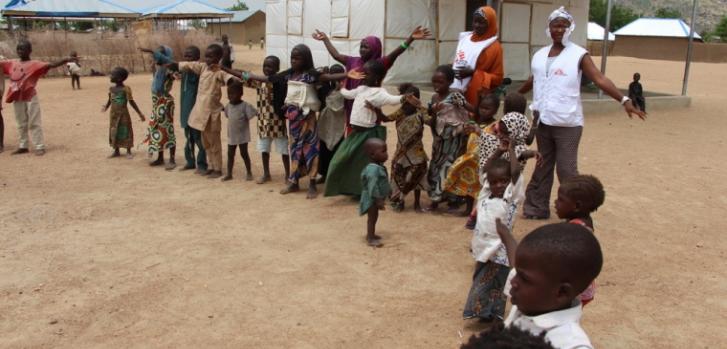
[384,26,431,63]
[580,54,646,120]
[311,30,348,64]
[495,218,518,266]
[507,140,522,184]
[518,149,542,167]
[129,100,146,122]
[47,57,77,69]
[525,111,539,146]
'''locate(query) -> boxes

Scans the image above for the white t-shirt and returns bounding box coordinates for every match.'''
[471,175,525,265]
[505,301,593,349]
[67,62,81,75]
[340,85,402,128]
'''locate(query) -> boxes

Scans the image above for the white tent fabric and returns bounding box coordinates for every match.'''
[2,0,139,18]
[614,18,701,40]
[142,0,232,19]
[588,22,615,41]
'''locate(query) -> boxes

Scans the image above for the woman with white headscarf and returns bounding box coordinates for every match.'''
[520,7,645,219]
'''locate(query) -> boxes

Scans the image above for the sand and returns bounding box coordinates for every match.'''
[1,48,725,348]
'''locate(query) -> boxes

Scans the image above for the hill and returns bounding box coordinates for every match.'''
[616,0,727,32]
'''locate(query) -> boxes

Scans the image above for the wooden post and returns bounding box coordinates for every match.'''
[597,0,612,99]
[682,0,698,96]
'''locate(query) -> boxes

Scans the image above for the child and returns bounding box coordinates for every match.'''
[223,44,360,198]
[1,40,76,156]
[177,46,208,174]
[427,64,473,210]
[360,138,390,247]
[221,34,234,69]
[500,223,602,349]
[374,83,431,212]
[460,322,554,349]
[463,133,525,322]
[241,56,290,184]
[159,44,237,179]
[67,51,81,90]
[444,93,500,218]
[325,60,416,198]
[628,72,645,112]
[317,64,346,184]
[139,46,177,170]
[102,67,145,159]
[222,80,257,181]
[555,174,605,306]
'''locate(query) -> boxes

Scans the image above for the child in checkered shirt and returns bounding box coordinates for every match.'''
[242,56,290,184]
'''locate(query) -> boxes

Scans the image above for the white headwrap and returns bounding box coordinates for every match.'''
[546,6,576,45]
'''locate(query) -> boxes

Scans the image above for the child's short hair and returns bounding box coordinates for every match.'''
[265,55,281,69]
[560,175,605,213]
[111,67,129,82]
[520,223,603,293]
[363,59,386,83]
[398,83,420,98]
[488,158,511,177]
[504,93,527,114]
[227,78,243,92]
[17,39,31,50]
[207,44,224,58]
[186,45,201,58]
[363,138,386,158]
[435,64,455,82]
[329,63,344,74]
[460,323,554,349]
[480,93,501,108]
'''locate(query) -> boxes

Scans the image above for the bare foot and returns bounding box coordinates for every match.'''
[108,151,121,158]
[280,183,300,195]
[35,149,46,156]
[245,173,254,181]
[197,169,213,176]
[165,162,177,171]
[126,153,134,159]
[256,175,271,184]
[414,205,425,213]
[149,158,164,166]
[180,164,195,171]
[306,186,318,199]
[366,236,383,247]
[11,148,29,155]
[207,171,223,179]
[221,175,233,181]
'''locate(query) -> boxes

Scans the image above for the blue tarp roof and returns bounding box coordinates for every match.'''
[2,0,139,18]
[142,0,232,19]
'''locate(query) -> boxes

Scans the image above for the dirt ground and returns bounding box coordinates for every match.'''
[1,47,725,348]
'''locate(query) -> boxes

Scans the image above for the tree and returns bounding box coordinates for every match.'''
[589,0,640,31]
[713,15,727,42]
[227,1,248,11]
[655,7,682,19]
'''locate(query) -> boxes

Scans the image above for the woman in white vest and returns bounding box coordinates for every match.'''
[452,6,504,106]
[520,7,646,219]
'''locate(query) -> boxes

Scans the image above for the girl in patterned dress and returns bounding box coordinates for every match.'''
[140,46,177,169]
[223,44,362,198]
[102,67,145,159]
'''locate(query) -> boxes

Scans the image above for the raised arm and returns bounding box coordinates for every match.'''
[384,26,431,64]
[312,30,347,64]
[320,68,365,83]
[581,54,646,120]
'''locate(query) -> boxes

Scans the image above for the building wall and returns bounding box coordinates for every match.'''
[613,36,727,63]
[208,12,266,46]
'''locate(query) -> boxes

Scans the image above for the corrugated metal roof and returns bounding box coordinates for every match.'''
[142,0,232,19]
[588,22,615,41]
[2,0,139,18]
[614,18,702,40]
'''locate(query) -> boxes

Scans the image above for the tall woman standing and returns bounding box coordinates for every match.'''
[520,7,646,219]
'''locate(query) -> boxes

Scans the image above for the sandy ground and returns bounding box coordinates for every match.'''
[1,47,726,348]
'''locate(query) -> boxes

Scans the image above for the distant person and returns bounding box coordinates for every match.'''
[66,51,82,90]
[260,36,265,49]
[359,138,390,247]
[101,67,146,159]
[0,39,76,156]
[629,72,645,112]
[222,80,257,182]
[248,39,253,50]
[221,34,234,69]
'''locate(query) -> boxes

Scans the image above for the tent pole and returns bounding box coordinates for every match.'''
[64,17,68,47]
[597,0,612,99]
[682,0,698,96]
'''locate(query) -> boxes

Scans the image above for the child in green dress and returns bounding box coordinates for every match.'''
[102,67,145,158]
[360,138,391,247]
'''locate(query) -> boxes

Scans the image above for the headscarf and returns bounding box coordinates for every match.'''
[547,6,576,45]
[471,6,498,42]
[478,112,530,171]
[152,46,172,95]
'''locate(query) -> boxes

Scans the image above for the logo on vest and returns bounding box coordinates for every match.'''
[553,68,567,76]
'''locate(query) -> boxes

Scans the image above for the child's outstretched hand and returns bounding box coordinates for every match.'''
[409,26,431,40]
[138,48,153,54]
[138,114,146,122]
[101,105,108,113]
[347,69,365,80]
[533,151,543,167]
[312,29,328,41]
[172,72,182,80]
[498,135,511,152]
[404,94,421,107]
[377,199,386,210]
[431,102,444,114]
[463,123,481,135]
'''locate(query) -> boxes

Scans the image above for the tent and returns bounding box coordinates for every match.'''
[2,0,139,18]
[588,22,614,41]
[141,0,233,20]
[614,18,702,40]
[265,0,588,84]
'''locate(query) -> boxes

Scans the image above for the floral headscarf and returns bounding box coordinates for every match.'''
[478,112,531,171]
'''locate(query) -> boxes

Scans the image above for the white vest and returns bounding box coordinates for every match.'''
[450,32,498,91]
[531,43,588,127]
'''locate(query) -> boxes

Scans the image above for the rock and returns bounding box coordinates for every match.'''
[49,319,58,325]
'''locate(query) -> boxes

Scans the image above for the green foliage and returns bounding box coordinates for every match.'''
[589,0,640,31]
[713,15,727,42]
[227,1,248,11]
[654,7,682,19]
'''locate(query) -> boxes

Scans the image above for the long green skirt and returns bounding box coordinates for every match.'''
[324,125,386,197]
